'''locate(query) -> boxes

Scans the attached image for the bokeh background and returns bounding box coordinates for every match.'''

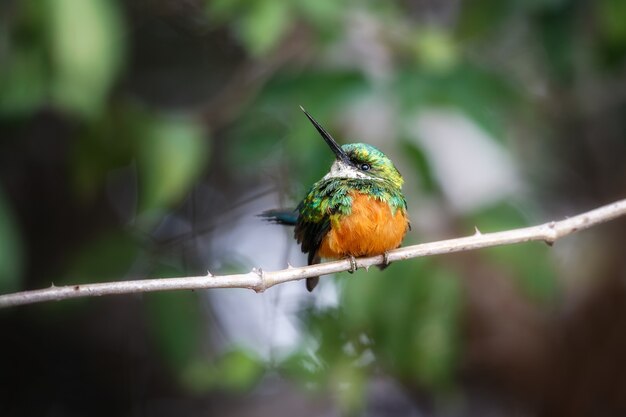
[2,0,626,416]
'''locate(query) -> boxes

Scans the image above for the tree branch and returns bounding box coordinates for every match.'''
[2,199,626,308]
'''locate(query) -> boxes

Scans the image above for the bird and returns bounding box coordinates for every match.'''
[262,107,410,292]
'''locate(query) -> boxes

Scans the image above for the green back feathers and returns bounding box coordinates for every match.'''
[297,178,406,223]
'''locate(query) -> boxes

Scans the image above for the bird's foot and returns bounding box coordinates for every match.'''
[347,255,357,273]
[378,252,392,271]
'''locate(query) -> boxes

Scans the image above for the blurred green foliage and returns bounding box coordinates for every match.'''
[209,0,292,56]
[49,0,123,117]
[72,103,208,216]
[182,348,265,393]
[134,113,208,215]
[0,0,123,117]
[280,261,461,411]
[62,231,141,284]
[342,261,461,389]
[147,291,204,369]
[2,0,626,415]
[467,203,558,302]
[0,188,23,292]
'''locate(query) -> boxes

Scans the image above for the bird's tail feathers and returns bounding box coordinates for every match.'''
[306,253,321,292]
[261,209,321,293]
[306,277,319,292]
[259,209,298,226]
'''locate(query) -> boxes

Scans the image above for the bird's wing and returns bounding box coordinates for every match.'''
[295,215,331,265]
[295,217,328,292]
[294,197,332,293]
[295,179,351,263]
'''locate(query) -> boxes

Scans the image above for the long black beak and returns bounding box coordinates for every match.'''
[300,106,351,164]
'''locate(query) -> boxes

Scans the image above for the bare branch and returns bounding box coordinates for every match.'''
[2,199,626,308]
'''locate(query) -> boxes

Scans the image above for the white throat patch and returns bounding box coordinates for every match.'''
[322,160,377,181]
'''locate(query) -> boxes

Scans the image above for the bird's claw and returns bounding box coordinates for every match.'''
[383,252,390,267]
[347,255,357,273]
[378,252,392,271]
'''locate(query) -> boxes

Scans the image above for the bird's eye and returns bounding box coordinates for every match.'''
[360,163,371,171]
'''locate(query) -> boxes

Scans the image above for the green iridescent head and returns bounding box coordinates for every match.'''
[339,143,403,188]
[300,107,403,190]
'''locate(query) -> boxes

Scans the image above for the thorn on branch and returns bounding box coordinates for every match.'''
[544,222,558,246]
[474,226,482,236]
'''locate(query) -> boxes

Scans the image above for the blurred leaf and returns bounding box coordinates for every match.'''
[181,348,265,392]
[332,360,366,413]
[412,28,458,72]
[213,348,265,391]
[62,231,140,284]
[456,0,514,40]
[534,4,575,84]
[146,291,203,369]
[206,0,246,20]
[597,0,626,43]
[0,48,47,116]
[595,0,626,67]
[0,187,23,292]
[261,71,369,110]
[308,308,350,365]
[290,260,462,393]
[467,202,558,302]
[340,260,461,390]
[71,102,208,214]
[179,358,217,392]
[0,0,48,116]
[225,110,287,176]
[240,0,291,56]
[395,66,520,141]
[223,71,369,192]
[280,348,325,386]
[294,0,344,29]
[71,103,136,200]
[282,308,370,409]
[136,114,208,214]
[521,0,572,12]
[48,0,124,117]
[207,0,291,55]
[408,267,461,388]
[400,140,438,194]
[256,71,370,186]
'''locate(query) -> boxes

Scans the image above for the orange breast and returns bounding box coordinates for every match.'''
[317,191,409,259]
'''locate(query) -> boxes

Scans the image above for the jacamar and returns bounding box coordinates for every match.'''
[263,107,410,292]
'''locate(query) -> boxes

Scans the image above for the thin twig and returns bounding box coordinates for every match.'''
[2,199,625,308]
